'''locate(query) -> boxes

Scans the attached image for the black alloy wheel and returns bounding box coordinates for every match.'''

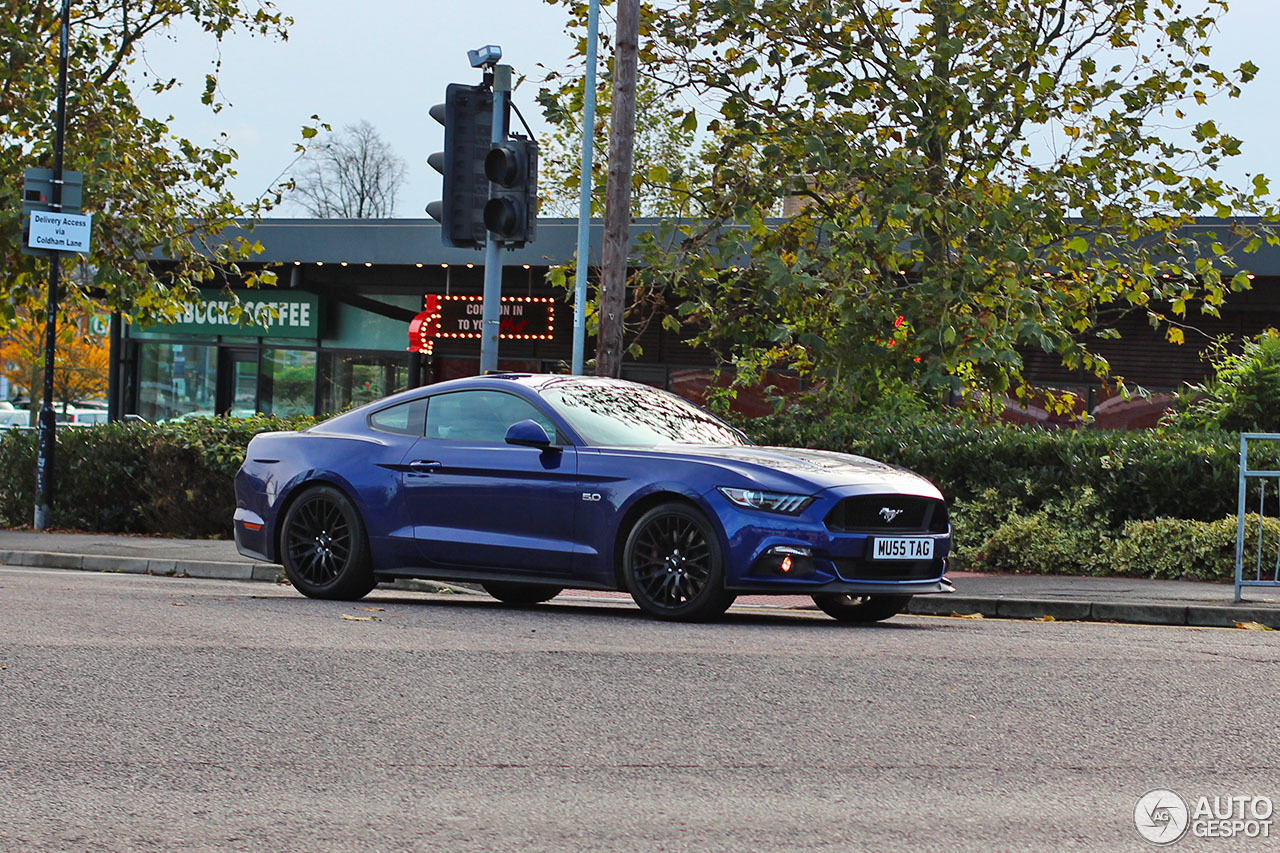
[623,502,735,622]
[482,582,563,605]
[811,593,912,623]
[280,485,376,600]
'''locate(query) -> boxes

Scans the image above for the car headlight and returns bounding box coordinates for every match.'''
[717,487,813,514]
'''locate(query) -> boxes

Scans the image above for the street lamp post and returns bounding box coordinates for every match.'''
[34,0,71,530]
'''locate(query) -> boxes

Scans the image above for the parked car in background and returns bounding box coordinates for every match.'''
[235,374,954,623]
[59,407,109,426]
[0,403,113,429]
[0,408,32,430]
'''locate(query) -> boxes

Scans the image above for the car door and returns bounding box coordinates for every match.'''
[402,389,579,575]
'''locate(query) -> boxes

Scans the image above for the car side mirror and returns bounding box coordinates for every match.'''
[505,419,554,448]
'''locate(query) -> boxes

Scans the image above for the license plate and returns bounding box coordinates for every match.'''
[871,537,934,561]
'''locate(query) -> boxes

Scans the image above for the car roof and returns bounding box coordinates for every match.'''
[308,373,658,438]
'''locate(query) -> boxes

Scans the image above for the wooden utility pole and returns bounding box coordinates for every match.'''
[596,0,640,377]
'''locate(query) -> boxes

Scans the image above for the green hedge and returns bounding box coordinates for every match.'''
[738,402,1266,580]
[0,415,317,538]
[742,408,1242,525]
[0,401,1263,583]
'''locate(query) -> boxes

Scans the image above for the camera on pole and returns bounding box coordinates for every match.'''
[426,83,495,249]
[483,137,537,248]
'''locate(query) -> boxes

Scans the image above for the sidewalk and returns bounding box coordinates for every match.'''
[3,529,1280,629]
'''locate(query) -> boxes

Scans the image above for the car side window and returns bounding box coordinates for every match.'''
[425,390,559,444]
[368,398,427,436]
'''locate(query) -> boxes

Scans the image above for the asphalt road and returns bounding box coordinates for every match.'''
[1,566,1278,853]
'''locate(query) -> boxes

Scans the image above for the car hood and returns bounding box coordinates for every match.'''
[610,444,943,497]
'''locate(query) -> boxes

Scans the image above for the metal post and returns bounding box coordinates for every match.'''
[571,0,602,375]
[34,0,71,530]
[407,351,422,389]
[106,312,122,422]
[479,66,512,375]
[1235,434,1249,603]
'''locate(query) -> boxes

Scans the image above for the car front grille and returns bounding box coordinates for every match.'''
[832,558,943,582]
[824,495,948,533]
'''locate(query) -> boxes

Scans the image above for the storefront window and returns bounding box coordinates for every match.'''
[260,349,316,417]
[319,353,408,413]
[137,343,217,421]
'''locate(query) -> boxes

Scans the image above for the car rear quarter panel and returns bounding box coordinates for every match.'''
[236,430,414,565]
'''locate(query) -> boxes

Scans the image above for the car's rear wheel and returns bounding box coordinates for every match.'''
[280,485,376,600]
[812,593,911,623]
[622,502,735,622]
[482,582,563,605]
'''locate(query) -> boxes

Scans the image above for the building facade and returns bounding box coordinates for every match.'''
[114,217,1280,424]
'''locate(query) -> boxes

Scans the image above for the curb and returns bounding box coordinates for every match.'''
[907,595,1280,630]
[4,548,1277,629]
[0,549,473,595]
[0,548,280,582]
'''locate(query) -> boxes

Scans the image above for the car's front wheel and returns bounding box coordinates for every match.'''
[622,502,735,622]
[812,593,911,623]
[482,582,563,605]
[280,485,376,600]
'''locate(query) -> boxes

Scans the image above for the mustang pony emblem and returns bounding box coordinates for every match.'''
[879,507,904,522]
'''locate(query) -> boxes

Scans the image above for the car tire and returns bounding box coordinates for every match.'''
[482,582,563,605]
[280,485,376,600]
[622,502,735,622]
[812,593,911,623]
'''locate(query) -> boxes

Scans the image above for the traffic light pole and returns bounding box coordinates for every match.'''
[571,0,602,375]
[479,66,512,375]
[34,0,71,530]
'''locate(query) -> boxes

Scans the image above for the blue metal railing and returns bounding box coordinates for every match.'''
[1235,433,1280,602]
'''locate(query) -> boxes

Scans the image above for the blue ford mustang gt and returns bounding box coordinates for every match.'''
[234,374,953,622]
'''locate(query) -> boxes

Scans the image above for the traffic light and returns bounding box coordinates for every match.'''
[427,83,494,249]
[483,136,538,248]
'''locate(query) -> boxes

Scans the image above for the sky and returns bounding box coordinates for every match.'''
[133,1,580,218]
[132,0,1280,218]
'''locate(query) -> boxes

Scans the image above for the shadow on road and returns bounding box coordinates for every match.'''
[259,589,947,631]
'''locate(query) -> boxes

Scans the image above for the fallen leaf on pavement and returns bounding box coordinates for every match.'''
[171,602,187,607]
[1035,615,1056,622]
[953,612,984,619]
[341,614,376,622]
[1235,621,1274,631]
[358,607,385,612]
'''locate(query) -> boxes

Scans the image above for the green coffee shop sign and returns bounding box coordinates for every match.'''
[161,289,321,338]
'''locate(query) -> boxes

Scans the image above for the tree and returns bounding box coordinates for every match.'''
[546,0,1276,406]
[1,1,308,334]
[537,50,712,370]
[1163,330,1280,432]
[537,69,707,218]
[287,120,408,218]
[0,303,108,409]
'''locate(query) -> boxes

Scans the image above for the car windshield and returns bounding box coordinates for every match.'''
[538,378,748,447]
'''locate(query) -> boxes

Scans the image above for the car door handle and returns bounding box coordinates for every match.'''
[408,459,443,472]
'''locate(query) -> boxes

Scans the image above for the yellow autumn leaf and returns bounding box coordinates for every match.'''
[341,614,376,622]
[1235,621,1274,631]
[953,612,984,620]
[1035,615,1056,622]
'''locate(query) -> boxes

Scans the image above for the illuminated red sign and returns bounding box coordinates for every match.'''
[408,294,556,354]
